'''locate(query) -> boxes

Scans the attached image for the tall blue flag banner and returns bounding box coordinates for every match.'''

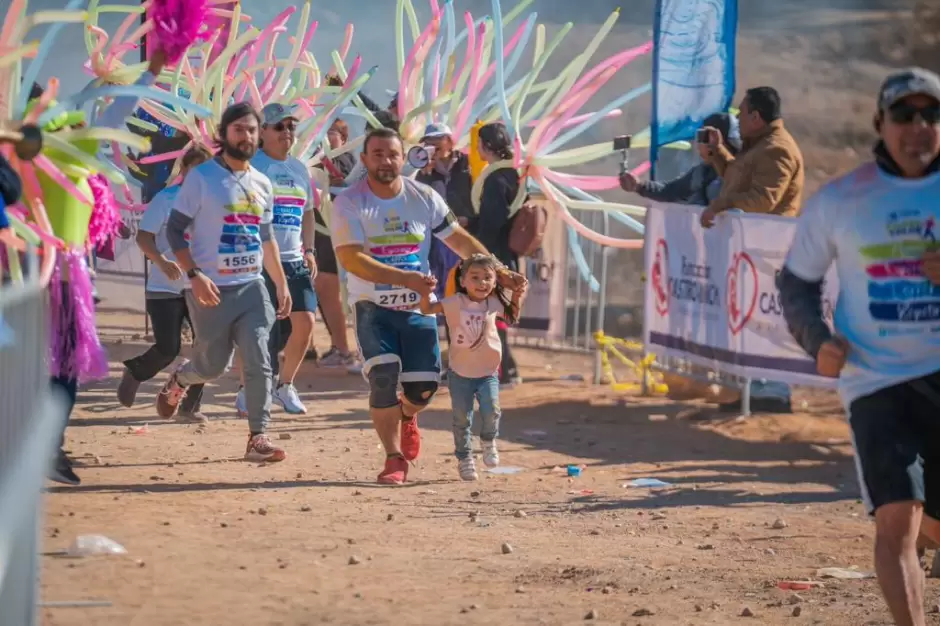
[650,0,738,174]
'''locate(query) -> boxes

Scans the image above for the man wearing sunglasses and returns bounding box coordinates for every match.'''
[230,103,318,417]
[778,67,940,626]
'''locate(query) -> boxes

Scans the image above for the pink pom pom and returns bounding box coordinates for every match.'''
[49,251,108,383]
[86,173,122,248]
[150,0,213,65]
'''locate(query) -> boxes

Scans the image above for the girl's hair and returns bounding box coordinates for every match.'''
[478,122,513,160]
[181,144,212,169]
[330,119,349,143]
[455,253,519,324]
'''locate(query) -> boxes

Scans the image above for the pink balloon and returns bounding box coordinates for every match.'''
[534,171,643,250]
[544,161,651,190]
[138,148,188,165]
[453,21,487,136]
[526,109,621,129]
[448,11,476,94]
[538,67,619,150]
[338,23,354,63]
[400,14,441,118]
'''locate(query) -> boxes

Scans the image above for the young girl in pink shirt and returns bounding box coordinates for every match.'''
[420,253,528,480]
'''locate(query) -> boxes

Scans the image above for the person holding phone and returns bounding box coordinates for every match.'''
[619,113,741,205]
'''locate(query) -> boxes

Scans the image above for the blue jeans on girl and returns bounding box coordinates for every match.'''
[449,371,501,460]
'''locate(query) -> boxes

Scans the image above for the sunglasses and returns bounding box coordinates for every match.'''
[888,102,940,125]
[269,120,297,132]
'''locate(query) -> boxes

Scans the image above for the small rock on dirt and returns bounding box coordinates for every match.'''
[300,505,312,512]
[772,518,788,530]
[278,433,291,440]
[258,507,268,516]
[601,586,612,595]
[788,593,804,605]
[348,556,361,565]
[932,604,940,614]
[741,606,755,617]
[765,548,777,556]
[470,491,481,498]
[386,513,395,521]
[501,543,513,554]
[632,608,653,617]
[220,522,228,528]
[584,609,598,620]
[697,544,714,550]
[514,510,527,518]
[694,604,703,612]
[515,586,526,593]
[791,606,802,617]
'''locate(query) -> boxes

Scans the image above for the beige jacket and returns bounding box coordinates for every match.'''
[709,119,805,216]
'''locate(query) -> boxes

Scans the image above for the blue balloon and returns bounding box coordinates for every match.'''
[551,180,645,235]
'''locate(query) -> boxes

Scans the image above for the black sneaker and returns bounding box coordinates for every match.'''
[49,451,81,486]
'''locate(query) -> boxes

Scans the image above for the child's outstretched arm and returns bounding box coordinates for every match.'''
[418,283,444,316]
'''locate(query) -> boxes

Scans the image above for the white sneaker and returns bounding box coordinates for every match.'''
[482,440,499,468]
[235,386,247,418]
[458,457,478,481]
[274,383,307,414]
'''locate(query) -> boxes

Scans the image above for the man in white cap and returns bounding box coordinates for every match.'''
[779,67,940,625]
[231,102,319,416]
[416,123,475,322]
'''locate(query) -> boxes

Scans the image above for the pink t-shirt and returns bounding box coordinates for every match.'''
[441,293,503,379]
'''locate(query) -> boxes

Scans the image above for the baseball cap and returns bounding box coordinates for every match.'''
[878,67,940,110]
[421,122,453,140]
[261,102,300,125]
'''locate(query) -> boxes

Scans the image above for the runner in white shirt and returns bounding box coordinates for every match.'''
[117,146,213,421]
[330,127,526,485]
[232,103,318,415]
[779,68,940,626]
[158,102,292,463]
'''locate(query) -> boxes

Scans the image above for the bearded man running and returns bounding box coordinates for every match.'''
[330,127,526,485]
[159,102,292,462]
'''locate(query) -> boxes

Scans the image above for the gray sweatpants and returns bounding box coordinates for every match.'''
[178,279,275,432]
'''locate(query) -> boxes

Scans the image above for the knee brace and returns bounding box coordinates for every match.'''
[367,362,401,408]
[401,380,439,407]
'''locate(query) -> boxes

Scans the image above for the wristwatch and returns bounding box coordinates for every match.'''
[186,267,204,279]
[304,248,316,257]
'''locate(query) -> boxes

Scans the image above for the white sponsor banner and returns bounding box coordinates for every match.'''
[642,203,840,387]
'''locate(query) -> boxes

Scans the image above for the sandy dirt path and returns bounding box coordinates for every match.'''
[35,305,940,626]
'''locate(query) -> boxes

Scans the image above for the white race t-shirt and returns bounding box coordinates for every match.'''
[329,177,457,311]
[251,152,313,262]
[139,185,186,296]
[174,159,274,288]
[784,162,940,406]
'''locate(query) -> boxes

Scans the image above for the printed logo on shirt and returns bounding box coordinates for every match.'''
[218,201,263,275]
[271,177,307,233]
[862,211,940,325]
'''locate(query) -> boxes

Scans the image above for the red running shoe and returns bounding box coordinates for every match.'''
[377,455,409,485]
[400,416,421,461]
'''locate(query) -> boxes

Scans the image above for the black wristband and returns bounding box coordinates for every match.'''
[304,248,316,257]
[186,267,203,279]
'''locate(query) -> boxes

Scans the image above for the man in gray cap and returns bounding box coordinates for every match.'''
[778,67,940,625]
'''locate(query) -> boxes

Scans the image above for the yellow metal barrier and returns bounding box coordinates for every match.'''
[593,331,668,394]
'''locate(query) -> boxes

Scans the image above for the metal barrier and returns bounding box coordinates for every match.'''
[0,247,64,626]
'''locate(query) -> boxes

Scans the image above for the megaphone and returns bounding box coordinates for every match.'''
[407,144,436,169]
[0,124,43,161]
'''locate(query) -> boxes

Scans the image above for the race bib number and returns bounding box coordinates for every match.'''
[219,252,261,274]
[376,289,420,309]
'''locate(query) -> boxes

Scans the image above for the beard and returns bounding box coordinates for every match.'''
[223,139,257,161]
[369,167,398,184]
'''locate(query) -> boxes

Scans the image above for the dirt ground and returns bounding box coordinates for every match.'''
[36,304,940,626]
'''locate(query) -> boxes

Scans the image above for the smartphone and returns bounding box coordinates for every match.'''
[696,129,709,143]
[613,135,631,151]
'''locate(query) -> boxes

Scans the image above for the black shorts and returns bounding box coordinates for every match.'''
[263,259,317,313]
[314,210,338,275]
[850,369,940,518]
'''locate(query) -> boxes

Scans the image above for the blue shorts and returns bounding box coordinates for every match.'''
[354,301,441,382]
[264,259,317,313]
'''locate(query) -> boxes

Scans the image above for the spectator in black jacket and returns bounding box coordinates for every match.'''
[471,122,523,385]
[619,112,742,205]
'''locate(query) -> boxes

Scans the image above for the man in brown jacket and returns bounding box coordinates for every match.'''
[700,86,805,228]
